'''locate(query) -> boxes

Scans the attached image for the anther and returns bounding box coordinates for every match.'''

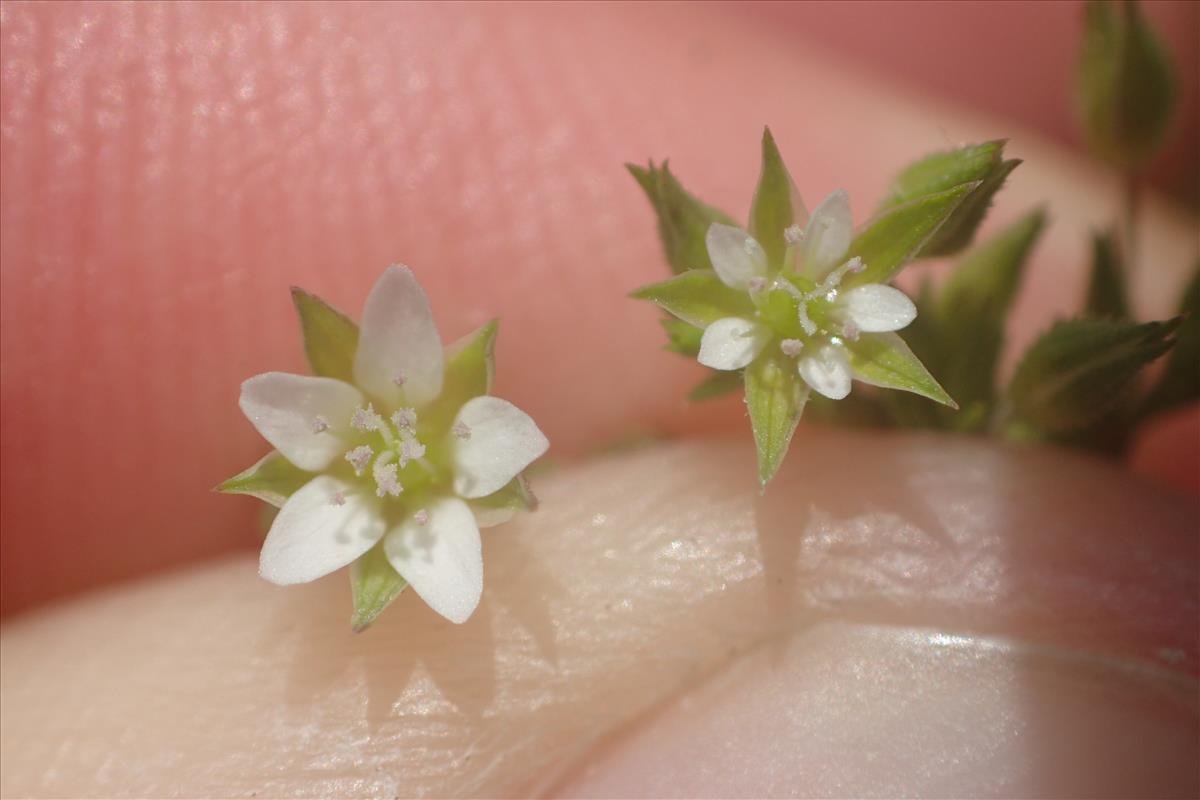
[452,421,472,440]
[842,321,861,342]
[391,408,418,432]
[345,445,374,475]
[310,416,329,434]
[780,338,804,357]
[351,404,382,432]
[329,490,346,507]
[413,508,430,525]
[742,237,757,255]
[398,435,426,467]
[392,372,407,387]
[784,224,805,246]
[846,256,866,274]
[373,460,402,498]
[748,276,767,293]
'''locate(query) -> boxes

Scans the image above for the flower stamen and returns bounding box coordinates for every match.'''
[452,421,472,440]
[372,454,403,498]
[345,445,374,475]
[310,416,329,434]
[780,338,804,357]
[784,224,805,246]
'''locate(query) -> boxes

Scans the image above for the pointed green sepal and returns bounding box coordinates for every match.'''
[469,474,538,527]
[689,370,743,402]
[627,161,736,274]
[631,270,755,327]
[1006,317,1179,435]
[215,451,313,508]
[660,317,704,356]
[1084,230,1131,319]
[846,332,957,408]
[749,127,806,269]
[1140,265,1200,418]
[845,182,977,287]
[745,352,808,486]
[350,543,408,633]
[291,288,360,382]
[1076,0,1177,168]
[422,320,499,434]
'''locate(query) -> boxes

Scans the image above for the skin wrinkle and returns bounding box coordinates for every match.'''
[2,434,1196,797]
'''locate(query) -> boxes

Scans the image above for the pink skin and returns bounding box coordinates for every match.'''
[1,3,1198,796]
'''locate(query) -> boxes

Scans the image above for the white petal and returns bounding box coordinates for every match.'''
[259,476,386,585]
[452,396,549,499]
[705,223,769,289]
[385,497,482,624]
[697,317,770,370]
[239,372,363,471]
[798,343,852,400]
[840,284,917,333]
[354,265,444,409]
[801,189,853,279]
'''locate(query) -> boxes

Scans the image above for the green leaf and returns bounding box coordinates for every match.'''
[470,474,538,526]
[1006,317,1179,435]
[350,543,408,633]
[628,161,736,274]
[938,209,1047,414]
[844,183,977,287]
[1084,230,1131,319]
[745,351,808,486]
[845,332,957,408]
[291,288,360,382]
[422,320,498,434]
[1076,0,1178,168]
[661,317,704,356]
[749,127,805,269]
[631,270,755,327]
[215,451,312,508]
[1140,265,1200,418]
[877,141,1019,257]
[689,370,743,401]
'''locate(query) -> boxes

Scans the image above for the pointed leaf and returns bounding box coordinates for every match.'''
[745,351,808,486]
[921,159,1021,257]
[844,183,977,287]
[938,209,1046,413]
[628,161,736,274]
[689,369,744,401]
[1141,265,1200,418]
[291,288,360,382]
[1007,318,1179,435]
[631,270,756,327]
[749,127,805,269]
[215,451,312,508]
[350,543,408,632]
[845,332,957,408]
[1076,0,1177,168]
[422,321,498,434]
[1084,230,1131,319]
[661,317,704,356]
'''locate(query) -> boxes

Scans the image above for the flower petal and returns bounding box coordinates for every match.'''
[384,497,482,624]
[797,343,852,400]
[452,396,550,499]
[698,317,771,370]
[705,223,768,289]
[840,284,917,333]
[801,189,853,279]
[354,265,444,409]
[259,476,386,585]
[239,372,364,471]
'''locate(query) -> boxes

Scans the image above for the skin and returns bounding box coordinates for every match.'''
[1,2,1197,797]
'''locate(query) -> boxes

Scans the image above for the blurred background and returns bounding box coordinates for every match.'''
[1,0,1197,618]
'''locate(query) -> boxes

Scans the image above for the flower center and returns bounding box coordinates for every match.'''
[342,404,436,499]
[770,256,865,343]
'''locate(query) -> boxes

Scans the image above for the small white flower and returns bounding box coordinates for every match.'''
[238,266,549,624]
[698,190,917,401]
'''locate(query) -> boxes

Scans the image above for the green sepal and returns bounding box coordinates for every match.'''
[844,183,977,287]
[745,351,808,486]
[215,451,312,508]
[422,321,498,433]
[631,270,755,327]
[845,332,957,408]
[627,161,736,275]
[877,141,1018,257]
[1140,265,1200,418]
[660,318,704,356]
[749,128,806,269]
[1076,0,1177,168]
[1084,230,1131,319]
[938,209,1046,414]
[1005,317,1179,436]
[470,474,538,526]
[689,370,743,402]
[291,288,360,382]
[350,543,408,633]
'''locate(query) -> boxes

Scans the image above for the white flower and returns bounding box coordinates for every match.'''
[238,266,548,624]
[697,190,917,401]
